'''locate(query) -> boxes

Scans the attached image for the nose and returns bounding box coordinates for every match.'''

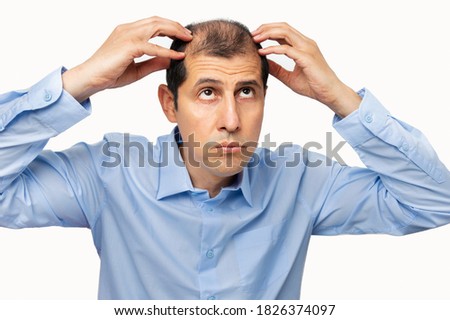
[218,95,240,133]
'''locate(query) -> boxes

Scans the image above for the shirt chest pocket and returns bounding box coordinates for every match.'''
[233,220,291,293]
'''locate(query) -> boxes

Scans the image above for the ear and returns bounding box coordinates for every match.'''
[158,84,177,123]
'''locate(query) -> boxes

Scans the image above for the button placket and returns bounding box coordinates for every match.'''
[206,249,215,259]
[198,201,221,301]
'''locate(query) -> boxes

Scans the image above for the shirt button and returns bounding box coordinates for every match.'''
[364,113,373,123]
[207,296,216,300]
[206,249,215,259]
[43,91,52,102]
[401,142,409,152]
[207,208,214,213]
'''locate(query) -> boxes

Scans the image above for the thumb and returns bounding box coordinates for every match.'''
[268,59,291,87]
[135,56,171,81]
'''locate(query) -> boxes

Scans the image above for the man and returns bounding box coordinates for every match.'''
[0,16,449,299]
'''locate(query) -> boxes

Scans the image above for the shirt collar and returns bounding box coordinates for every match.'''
[155,126,253,207]
[221,162,253,207]
[155,127,193,200]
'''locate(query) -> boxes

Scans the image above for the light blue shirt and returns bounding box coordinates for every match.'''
[1,68,450,299]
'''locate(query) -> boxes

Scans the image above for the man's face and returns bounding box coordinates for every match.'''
[174,52,265,181]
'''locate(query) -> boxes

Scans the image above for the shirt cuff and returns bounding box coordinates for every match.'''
[36,67,92,133]
[332,88,391,147]
[4,67,91,134]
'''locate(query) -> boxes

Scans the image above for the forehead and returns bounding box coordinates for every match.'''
[183,53,262,85]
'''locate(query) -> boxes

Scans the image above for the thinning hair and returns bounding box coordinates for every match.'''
[166,19,269,109]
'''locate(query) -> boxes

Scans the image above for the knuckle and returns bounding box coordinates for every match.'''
[146,42,157,51]
[307,40,319,53]
[309,39,318,47]
[149,15,161,21]
[114,23,126,33]
[149,25,162,37]
[141,16,161,32]
[281,44,291,53]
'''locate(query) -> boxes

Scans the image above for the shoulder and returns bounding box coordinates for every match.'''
[249,143,342,184]
[100,132,168,168]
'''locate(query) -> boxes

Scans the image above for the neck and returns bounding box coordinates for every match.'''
[190,168,236,198]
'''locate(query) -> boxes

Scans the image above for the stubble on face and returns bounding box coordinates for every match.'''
[174,53,265,192]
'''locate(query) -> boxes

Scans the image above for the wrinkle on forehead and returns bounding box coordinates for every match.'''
[184,54,262,81]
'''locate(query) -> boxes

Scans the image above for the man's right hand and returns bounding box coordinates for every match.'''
[62,16,192,102]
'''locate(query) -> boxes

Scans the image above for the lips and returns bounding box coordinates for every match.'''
[213,141,242,154]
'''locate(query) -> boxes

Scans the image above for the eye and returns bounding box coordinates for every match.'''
[199,89,216,100]
[238,87,254,98]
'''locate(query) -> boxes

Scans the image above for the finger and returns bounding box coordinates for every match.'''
[136,15,190,33]
[252,22,300,36]
[141,42,186,60]
[267,59,292,86]
[252,23,289,36]
[252,23,308,47]
[135,57,171,80]
[121,18,191,48]
[136,17,193,42]
[253,27,298,46]
[154,24,193,41]
[258,44,308,67]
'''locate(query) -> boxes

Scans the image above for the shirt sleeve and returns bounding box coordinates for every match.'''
[310,88,450,235]
[0,68,104,229]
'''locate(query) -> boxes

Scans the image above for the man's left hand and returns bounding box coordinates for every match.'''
[252,22,361,118]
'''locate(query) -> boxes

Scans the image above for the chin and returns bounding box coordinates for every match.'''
[215,167,244,178]
[206,162,245,178]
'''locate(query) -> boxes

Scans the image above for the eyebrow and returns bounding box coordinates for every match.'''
[238,80,261,88]
[194,78,223,87]
[194,78,262,88]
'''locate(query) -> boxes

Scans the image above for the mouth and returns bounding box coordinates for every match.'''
[213,141,243,154]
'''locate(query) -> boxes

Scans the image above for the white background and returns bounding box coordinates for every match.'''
[0,0,449,299]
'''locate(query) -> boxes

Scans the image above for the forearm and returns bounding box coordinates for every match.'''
[0,67,91,192]
[62,64,100,103]
[326,82,362,118]
[334,89,450,211]
[312,89,450,236]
